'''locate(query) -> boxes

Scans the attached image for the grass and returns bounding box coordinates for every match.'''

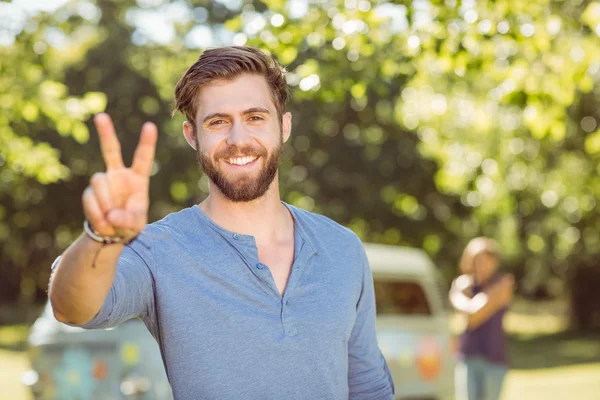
[1,348,32,400]
[0,324,32,400]
[1,300,600,400]
[508,330,600,369]
[503,363,600,400]
[502,327,600,400]
[501,298,600,400]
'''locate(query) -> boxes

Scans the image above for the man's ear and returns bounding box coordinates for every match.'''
[282,112,292,143]
[183,121,197,150]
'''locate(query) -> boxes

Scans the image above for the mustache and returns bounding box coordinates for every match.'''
[214,145,267,160]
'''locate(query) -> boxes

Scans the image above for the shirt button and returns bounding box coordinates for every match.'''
[233,233,240,240]
[256,263,264,269]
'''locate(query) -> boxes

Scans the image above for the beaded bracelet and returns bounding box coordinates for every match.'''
[83,220,139,268]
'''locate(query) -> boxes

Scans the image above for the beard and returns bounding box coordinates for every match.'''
[195,136,283,203]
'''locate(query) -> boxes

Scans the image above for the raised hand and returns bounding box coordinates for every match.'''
[82,113,158,241]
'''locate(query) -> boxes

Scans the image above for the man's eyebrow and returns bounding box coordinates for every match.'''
[242,107,270,115]
[202,113,230,123]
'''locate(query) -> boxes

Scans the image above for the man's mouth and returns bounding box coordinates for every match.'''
[223,156,259,166]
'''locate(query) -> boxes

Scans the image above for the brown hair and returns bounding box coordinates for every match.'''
[172,46,289,125]
[459,237,500,274]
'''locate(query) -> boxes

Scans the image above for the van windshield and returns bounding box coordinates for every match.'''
[374,280,432,315]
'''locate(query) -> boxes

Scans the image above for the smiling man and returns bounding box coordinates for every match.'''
[48,46,394,400]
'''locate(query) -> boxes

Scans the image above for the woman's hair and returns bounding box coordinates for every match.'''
[459,237,501,274]
[172,46,289,125]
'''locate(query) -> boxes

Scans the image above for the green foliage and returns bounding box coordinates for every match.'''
[230,0,600,299]
[1,0,600,328]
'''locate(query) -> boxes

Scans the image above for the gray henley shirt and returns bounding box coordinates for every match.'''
[64,202,394,399]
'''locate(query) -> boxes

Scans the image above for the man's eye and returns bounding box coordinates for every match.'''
[210,120,226,126]
[249,115,264,121]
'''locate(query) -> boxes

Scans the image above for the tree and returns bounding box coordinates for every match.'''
[0,3,106,302]
[2,0,600,328]
[231,0,600,327]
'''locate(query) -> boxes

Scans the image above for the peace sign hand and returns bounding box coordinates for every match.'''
[82,113,158,241]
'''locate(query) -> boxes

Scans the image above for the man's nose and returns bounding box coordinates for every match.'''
[226,121,251,147]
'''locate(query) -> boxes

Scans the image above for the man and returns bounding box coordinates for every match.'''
[49,46,394,399]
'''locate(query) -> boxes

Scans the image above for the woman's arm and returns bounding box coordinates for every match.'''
[449,274,514,330]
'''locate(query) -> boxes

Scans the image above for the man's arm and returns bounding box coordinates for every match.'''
[449,274,514,330]
[49,113,157,326]
[49,230,157,330]
[49,234,125,325]
[347,243,395,400]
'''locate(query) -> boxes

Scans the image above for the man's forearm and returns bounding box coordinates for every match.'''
[48,233,124,325]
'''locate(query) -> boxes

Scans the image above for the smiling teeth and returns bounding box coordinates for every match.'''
[227,156,257,166]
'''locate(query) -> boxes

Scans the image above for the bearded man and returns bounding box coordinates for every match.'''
[49,46,394,400]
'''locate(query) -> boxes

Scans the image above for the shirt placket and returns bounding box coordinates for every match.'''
[279,237,317,337]
[221,232,278,298]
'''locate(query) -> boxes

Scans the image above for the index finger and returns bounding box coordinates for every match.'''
[131,122,158,176]
[94,113,125,170]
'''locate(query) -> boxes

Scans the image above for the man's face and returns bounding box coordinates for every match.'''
[184,74,291,202]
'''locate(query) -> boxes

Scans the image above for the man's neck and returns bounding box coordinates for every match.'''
[198,183,292,245]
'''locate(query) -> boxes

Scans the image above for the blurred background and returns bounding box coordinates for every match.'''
[1,0,600,399]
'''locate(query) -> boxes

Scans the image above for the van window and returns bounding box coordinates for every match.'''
[374,280,432,315]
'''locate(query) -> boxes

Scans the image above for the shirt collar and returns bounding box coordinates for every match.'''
[191,202,319,257]
[282,202,319,256]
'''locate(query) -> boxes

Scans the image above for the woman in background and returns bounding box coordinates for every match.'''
[450,237,514,400]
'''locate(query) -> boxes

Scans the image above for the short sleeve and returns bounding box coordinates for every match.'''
[61,227,157,336]
[347,241,395,399]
